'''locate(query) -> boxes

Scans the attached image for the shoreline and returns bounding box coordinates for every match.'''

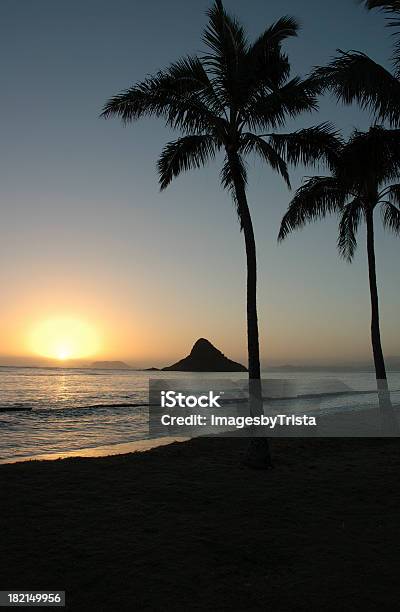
[2,401,400,465]
[0,436,189,465]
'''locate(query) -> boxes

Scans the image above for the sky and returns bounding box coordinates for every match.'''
[0,0,399,368]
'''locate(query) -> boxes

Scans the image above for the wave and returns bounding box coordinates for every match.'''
[265,389,394,401]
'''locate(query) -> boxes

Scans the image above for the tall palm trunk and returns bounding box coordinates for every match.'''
[365,207,396,432]
[234,184,261,380]
[228,150,272,468]
[365,207,387,381]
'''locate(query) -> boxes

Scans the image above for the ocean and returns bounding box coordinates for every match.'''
[1,366,400,463]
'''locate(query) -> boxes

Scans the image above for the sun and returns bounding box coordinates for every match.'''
[28,317,101,361]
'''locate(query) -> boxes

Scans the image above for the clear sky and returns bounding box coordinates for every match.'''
[0,0,399,367]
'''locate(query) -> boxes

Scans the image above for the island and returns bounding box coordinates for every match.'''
[91,361,131,370]
[162,338,247,372]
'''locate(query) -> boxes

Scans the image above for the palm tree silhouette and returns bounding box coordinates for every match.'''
[101,0,331,466]
[313,2,400,126]
[279,125,400,415]
[364,0,400,33]
[364,1,400,8]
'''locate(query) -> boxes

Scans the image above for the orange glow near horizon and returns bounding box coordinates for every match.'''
[28,317,101,361]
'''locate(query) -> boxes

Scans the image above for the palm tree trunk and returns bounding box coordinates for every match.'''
[236,186,261,382]
[366,208,386,381]
[365,208,396,432]
[228,151,272,468]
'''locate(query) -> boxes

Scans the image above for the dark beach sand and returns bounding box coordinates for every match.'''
[1,437,400,611]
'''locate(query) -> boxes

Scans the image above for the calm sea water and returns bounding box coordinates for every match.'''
[1,366,400,462]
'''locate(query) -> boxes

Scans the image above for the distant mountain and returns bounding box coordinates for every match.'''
[91,361,131,370]
[163,338,247,372]
[269,356,400,372]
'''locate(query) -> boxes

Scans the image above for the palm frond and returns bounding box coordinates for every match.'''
[381,182,400,204]
[314,51,400,126]
[244,76,319,131]
[337,199,363,261]
[101,55,225,135]
[364,0,400,9]
[363,0,400,71]
[220,153,248,227]
[229,16,303,118]
[267,123,343,170]
[202,0,248,104]
[252,15,299,48]
[381,199,400,233]
[278,176,346,241]
[164,55,226,117]
[244,16,298,91]
[240,133,290,188]
[338,125,400,188]
[220,152,247,191]
[158,135,219,190]
[203,0,248,58]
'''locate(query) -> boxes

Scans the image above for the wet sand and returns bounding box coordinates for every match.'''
[0,437,188,465]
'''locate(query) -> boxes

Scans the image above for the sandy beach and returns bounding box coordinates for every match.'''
[1,436,400,611]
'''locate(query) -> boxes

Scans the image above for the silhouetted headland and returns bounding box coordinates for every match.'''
[163,338,247,372]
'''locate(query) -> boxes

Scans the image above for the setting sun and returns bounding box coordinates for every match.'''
[28,317,101,361]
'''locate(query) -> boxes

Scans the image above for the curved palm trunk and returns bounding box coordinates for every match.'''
[366,208,387,381]
[365,208,396,432]
[228,151,272,468]
[236,186,261,381]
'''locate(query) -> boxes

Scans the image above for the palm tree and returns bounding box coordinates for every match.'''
[101,0,333,467]
[278,125,400,413]
[312,2,400,126]
[363,1,400,31]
